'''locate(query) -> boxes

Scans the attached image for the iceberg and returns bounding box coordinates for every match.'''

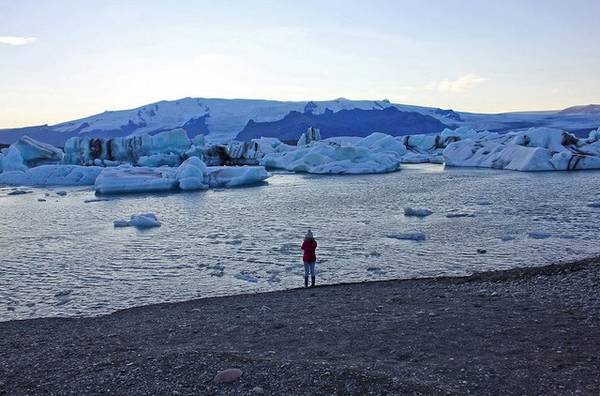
[260,134,402,174]
[64,129,190,166]
[0,165,103,186]
[94,166,178,194]
[387,232,427,241]
[404,207,433,217]
[443,127,600,171]
[1,136,64,172]
[176,157,209,190]
[206,165,269,188]
[94,160,269,194]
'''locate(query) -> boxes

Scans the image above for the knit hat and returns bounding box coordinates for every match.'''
[305,229,314,239]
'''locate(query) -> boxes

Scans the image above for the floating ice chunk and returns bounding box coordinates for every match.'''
[0,165,103,186]
[234,272,259,283]
[404,207,433,217]
[387,232,426,241]
[54,289,73,297]
[586,202,600,208]
[56,191,67,196]
[528,232,552,239]
[7,189,31,195]
[95,166,178,194]
[206,166,269,188]
[551,151,600,171]
[446,212,475,218]
[499,235,516,241]
[84,198,109,203]
[0,136,64,172]
[176,157,209,190]
[114,213,161,228]
[94,161,267,194]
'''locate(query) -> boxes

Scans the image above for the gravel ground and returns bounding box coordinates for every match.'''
[1,257,599,395]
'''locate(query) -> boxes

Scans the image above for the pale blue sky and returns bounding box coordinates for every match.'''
[1,0,599,128]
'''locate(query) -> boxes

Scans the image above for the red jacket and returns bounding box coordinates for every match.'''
[301,239,317,262]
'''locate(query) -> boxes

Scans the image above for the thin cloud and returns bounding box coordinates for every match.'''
[0,36,37,46]
[426,74,487,93]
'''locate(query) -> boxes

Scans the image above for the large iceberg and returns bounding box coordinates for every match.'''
[1,136,64,172]
[443,127,600,171]
[0,165,103,186]
[94,159,269,194]
[64,129,190,166]
[94,166,179,194]
[260,133,402,174]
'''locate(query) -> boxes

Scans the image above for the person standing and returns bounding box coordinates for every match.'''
[301,229,318,288]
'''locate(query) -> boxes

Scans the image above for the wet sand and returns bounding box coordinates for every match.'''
[1,257,599,395]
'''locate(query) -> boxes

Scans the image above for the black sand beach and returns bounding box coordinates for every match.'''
[1,258,599,395]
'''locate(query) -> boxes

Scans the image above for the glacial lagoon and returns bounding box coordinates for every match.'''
[2,164,600,321]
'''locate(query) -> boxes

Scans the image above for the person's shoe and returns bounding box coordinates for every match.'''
[311,276,315,287]
[304,276,309,288]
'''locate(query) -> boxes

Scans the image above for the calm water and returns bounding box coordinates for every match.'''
[2,164,600,321]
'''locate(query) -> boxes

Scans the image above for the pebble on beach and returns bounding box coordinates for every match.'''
[213,368,243,384]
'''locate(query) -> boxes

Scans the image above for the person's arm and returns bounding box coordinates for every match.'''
[301,241,306,250]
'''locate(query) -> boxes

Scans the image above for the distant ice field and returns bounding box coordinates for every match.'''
[1,164,600,321]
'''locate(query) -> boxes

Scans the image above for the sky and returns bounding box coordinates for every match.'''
[1,0,599,128]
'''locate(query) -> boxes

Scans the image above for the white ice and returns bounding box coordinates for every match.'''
[260,133,402,174]
[404,207,433,217]
[443,127,600,171]
[0,165,103,186]
[1,136,64,172]
[114,213,161,228]
[387,232,427,241]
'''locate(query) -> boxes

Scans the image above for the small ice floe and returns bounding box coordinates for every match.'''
[558,234,576,239]
[37,198,46,202]
[114,213,161,229]
[84,198,109,203]
[477,249,487,254]
[54,289,73,297]
[7,189,31,196]
[404,207,433,217]
[446,210,475,218]
[366,267,386,275]
[586,202,600,208]
[56,190,67,196]
[499,234,516,241]
[234,272,259,283]
[528,232,552,239]
[387,232,427,241]
[476,201,493,206]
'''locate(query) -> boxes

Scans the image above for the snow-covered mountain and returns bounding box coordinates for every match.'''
[1,97,599,146]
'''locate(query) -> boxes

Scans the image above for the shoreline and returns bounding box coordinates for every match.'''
[2,257,599,395]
